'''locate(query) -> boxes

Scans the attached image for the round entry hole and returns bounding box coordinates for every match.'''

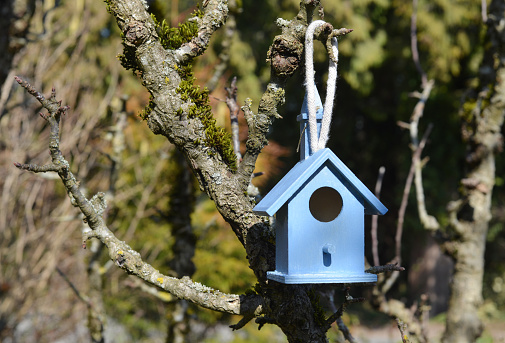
[309,187,343,222]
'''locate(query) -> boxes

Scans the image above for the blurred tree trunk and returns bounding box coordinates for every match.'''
[166,149,196,343]
[442,1,505,342]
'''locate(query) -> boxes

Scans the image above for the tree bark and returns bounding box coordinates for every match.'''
[12,0,365,341]
[442,1,505,341]
[102,0,340,342]
[103,0,345,341]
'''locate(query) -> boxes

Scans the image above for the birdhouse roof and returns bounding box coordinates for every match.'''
[253,148,387,217]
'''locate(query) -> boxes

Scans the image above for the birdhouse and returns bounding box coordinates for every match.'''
[253,88,387,284]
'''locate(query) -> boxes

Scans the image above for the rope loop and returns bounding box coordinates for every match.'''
[305,20,339,153]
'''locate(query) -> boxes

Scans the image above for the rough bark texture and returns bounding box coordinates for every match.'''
[442,1,505,342]
[105,0,337,341]
[13,0,359,341]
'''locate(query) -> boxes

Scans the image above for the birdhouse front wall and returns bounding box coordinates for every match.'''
[283,163,366,276]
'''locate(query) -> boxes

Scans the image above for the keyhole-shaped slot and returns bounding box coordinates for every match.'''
[309,187,343,222]
[322,244,335,267]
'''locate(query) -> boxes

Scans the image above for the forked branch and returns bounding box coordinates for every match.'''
[13,77,263,318]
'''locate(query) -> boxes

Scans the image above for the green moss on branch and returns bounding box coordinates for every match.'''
[151,9,203,50]
[176,65,237,171]
[139,95,155,120]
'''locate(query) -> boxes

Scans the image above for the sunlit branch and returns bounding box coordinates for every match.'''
[14,77,263,318]
[411,0,427,87]
[371,166,386,266]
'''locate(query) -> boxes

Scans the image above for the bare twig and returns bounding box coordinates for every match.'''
[324,287,365,331]
[395,0,438,268]
[482,0,488,22]
[255,316,277,330]
[14,77,263,318]
[326,28,353,63]
[0,69,16,118]
[382,113,433,296]
[397,318,411,343]
[411,0,427,87]
[371,166,386,267]
[366,263,405,275]
[395,81,435,264]
[229,313,255,331]
[336,317,357,343]
[225,76,242,161]
[413,123,440,231]
[408,0,439,234]
[206,0,239,92]
[56,267,91,306]
[369,3,435,342]
[389,0,437,274]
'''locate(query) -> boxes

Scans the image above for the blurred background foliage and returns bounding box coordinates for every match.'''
[1,0,504,342]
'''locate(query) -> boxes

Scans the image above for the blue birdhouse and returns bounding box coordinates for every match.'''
[253,87,387,284]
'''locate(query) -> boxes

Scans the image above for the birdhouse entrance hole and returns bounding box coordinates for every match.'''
[309,187,343,222]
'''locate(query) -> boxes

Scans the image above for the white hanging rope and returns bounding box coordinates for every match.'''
[319,36,338,150]
[305,21,339,153]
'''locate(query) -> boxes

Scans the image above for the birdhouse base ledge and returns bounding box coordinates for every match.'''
[267,271,378,284]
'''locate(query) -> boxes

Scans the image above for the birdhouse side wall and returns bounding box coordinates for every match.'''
[274,205,289,274]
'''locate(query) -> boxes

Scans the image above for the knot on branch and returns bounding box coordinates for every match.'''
[313,21,333,37]
[268,36,303,77]
[124,21,150,46]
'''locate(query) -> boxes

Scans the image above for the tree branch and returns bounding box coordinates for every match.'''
[324,287,364,332]
[366,263,405,275]
[56,267,92,306]
[173,0,229,64]
[397,318,412,343]
[206,0,240,92]
[14,77,263,318]
[411,0,427,87]
[225,76,242,161]
[371,166,386,267]
[369,4,434,340]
